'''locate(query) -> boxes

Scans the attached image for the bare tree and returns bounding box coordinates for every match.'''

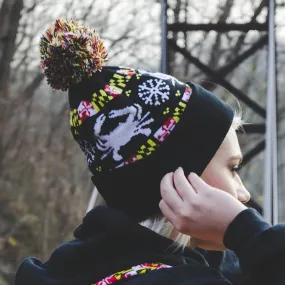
[0,0,24,168]
[0,1,160,284]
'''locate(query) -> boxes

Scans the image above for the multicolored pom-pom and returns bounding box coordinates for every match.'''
[40,19,108,91]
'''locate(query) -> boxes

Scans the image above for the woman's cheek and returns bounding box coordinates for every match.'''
[201,167,223,189]
[205,168,235,196]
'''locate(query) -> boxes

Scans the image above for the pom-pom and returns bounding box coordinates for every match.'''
[40,19,108,91]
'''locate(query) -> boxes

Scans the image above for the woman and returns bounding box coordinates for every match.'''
[15,19,285,285]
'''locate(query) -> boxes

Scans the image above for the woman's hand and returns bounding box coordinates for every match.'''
[159,167,247,245]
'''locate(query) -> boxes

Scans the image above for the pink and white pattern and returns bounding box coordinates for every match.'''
[182,87,192,102]
[116,69,135,76]
[104,85,122,97]
[78,100,97,121]
[154,118,177,142]
[115,155,138,168]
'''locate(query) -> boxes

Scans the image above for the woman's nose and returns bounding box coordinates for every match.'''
[237,187,251,203]
[236,174,251,203]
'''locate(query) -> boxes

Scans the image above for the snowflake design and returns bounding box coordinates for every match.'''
[77,139,96,166]
[138,79,170,106]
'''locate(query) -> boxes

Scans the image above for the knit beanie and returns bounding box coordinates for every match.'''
[40,19,234,222]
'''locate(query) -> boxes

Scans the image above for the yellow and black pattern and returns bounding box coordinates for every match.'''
[135,139,157,159]
[91,68,136,113]
[175,90,182,97]
[173,84,191,123]
[96,166,102,172]
[163,107,170,115]
[109,69,135,94]
[125,89,132,97]
[173,101,187,123]
[92,90,113,112]
[70,109,82,127]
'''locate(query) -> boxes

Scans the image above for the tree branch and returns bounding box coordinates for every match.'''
[20,73,45,103]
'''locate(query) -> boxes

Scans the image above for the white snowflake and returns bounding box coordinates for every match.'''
[138,79,170,106]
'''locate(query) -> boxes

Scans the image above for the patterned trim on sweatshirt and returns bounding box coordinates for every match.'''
[93,263,171,285]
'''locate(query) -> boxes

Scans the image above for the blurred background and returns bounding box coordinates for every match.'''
[0,0,284,284]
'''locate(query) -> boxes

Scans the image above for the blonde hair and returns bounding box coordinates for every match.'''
[92,113,244,249]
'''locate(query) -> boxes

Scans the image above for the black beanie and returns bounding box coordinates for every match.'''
[40,19,234,222]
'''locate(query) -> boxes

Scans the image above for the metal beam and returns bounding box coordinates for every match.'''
[161,0,168,73]
[264,0,278,224]
[202,35,268,91]
[242,140,265,165]
[168,22,268,32]
[168,39,266,118]
[219,36,268,76]
[237,124,266,134]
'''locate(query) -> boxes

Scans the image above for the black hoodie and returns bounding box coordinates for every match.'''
[15,206,285,285]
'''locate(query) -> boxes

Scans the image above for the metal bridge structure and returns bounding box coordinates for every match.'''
[161,0,278,224]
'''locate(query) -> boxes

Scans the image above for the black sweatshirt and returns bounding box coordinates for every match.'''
[14,206,284,285]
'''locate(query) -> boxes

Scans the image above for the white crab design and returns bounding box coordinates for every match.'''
[94,104,154,161]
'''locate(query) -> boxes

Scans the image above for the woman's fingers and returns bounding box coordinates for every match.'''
[173,167,197,200]
[160,172,182,211]
[188,172,210,193]
[159,199,177,224]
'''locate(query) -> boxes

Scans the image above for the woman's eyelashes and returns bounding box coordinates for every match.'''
[230,163,242,173]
